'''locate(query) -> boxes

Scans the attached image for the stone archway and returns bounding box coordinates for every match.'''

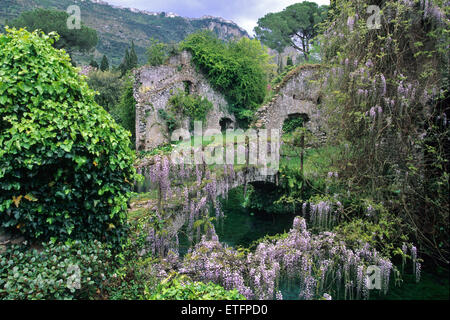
[252,65,324,140]
[282,113,310,134]
[219,117,235,132]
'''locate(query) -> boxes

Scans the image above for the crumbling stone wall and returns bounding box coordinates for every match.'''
[253,65,326,142]
[134,51,236,151]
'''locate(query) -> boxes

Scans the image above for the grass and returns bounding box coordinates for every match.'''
[280,143,341,179]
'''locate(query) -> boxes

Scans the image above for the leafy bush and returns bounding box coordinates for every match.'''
[282,116,305,134]
[168,90,213,130]
[149,274,246,300]
[146,38,170,66]
[0,28,136,244]
[0,240,112,300]
[181,31,273,126]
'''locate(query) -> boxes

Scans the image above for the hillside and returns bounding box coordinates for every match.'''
[0,0,249,65]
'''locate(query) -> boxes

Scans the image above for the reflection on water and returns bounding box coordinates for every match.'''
[170,184,449,300]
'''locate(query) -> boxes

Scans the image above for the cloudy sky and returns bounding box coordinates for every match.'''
[103,0,330,35]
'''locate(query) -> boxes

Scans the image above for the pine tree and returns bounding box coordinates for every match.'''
[119,48,130,76]
[100,54,109,72]
[129,41,138,69]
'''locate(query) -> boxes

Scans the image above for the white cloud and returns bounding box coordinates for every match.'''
[103,0,330,35]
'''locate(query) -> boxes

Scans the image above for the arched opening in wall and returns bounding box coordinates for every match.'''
[220,117,234,132]
[282,113,309,135]
[317,95,322,105]
[183,81,192,95]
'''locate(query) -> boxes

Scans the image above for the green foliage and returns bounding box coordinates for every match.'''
[87,70,135,146]
[103,221,161,300]
[158,109,179,136]
[87,70,124,112]
[9,8,97,54]
[0,240,112,300]
[148,274,246,300]
[100,55,109,72]
[286,56,293,67]
[333,198,410,259]
[168,90,213,130]
[246,184,290,214]
[129,41,138,69]
[282,115,305,134]
[270,65,296,87]
[118,47,136,76]
[320,0,449,264]
[181,31,273,126]
[89,59,99,69]
[138,144,174,159]
[254,2,328,60]
[110,75,137,146]
[146,38,170,66]
[0,28,136,244]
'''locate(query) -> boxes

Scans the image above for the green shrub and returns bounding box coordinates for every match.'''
[146,38,169,66]
[168,90,213,130]
[282,116,305,134]
[148,274,246,300]
[181,31,273,126]
[0,240,113,300]
[0,28,137,244]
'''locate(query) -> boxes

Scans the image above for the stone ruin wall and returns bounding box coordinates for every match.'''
[134,51,236,151]
[253,65,326,144]
[134,52,325,152]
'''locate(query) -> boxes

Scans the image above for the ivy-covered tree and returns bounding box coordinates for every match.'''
[254,2,328,61]
[0,28,136,245]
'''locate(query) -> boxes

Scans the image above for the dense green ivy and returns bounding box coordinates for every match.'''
[0,240,113,300]
[0,28,137,245]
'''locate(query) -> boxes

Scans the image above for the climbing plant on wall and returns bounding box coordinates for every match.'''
[181,31,274,127]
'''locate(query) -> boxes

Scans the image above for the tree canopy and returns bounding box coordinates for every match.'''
[9,8,98,54]
[254,1,328,60]
[181,31,274,126]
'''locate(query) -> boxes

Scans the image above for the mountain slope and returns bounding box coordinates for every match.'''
[0,0,249,65]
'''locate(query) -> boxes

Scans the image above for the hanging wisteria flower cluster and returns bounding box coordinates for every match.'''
[180,217,407,300]
[137,154,237,257]
[301,199,343,231]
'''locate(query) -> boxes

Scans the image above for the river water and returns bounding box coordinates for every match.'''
[209,187,450,300]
